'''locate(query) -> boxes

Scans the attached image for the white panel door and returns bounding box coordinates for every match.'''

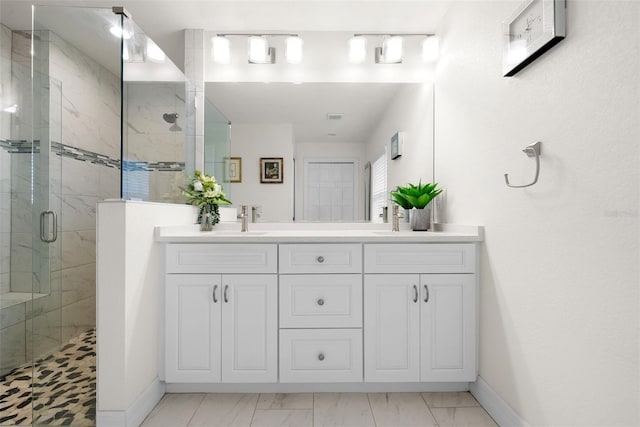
[364,274,420,382]
[165,274,221,383]
[221,274,278,383]
[303,160,356,221]
[420,274,476,382]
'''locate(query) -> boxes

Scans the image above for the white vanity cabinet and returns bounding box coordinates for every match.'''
[278,244,363,383]
[164,244,278,383]
[364,244,477,383]
[159,234,480,388]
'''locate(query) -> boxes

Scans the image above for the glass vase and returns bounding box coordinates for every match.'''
[200,205,214,231]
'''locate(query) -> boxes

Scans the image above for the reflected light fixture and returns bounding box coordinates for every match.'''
[2,104,18,114]
[285,36,303,64]
[212,36,231,64]
[108,24,132,39]
[348,36,367,63]
[146,38,166,63]
[248,36,275,64]
[422,36,439,62]
[376,36,403,64]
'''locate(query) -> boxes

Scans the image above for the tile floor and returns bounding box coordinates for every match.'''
[0,328,96,426]
[141,391,498,427]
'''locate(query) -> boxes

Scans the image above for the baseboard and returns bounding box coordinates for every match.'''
[470,376,530,427]
[166,381,470,393]
[97,377,166,427]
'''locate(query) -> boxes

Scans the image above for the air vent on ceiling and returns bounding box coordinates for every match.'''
[326,113,343,120]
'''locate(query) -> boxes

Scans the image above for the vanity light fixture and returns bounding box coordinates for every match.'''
[348,36,367,63]
[422,36,439,62]
[213,33,302,65]
[351,33,437,64]
[285,36,303,64]
[212,36,231,64]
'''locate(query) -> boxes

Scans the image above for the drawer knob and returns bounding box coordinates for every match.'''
[317,298,325,306]
[318,353,325,361]
[316,256,325,263]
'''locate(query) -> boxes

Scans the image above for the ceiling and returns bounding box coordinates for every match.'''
[0,1,453,71]
[206,82,414,144]
[0,1,446,143]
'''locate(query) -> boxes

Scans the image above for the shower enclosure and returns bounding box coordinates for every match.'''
[0,5,193,425]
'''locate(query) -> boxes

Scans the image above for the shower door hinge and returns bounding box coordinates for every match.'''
[112,7,131,18]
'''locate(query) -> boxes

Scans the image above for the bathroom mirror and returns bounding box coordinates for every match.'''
[205,81,434,223]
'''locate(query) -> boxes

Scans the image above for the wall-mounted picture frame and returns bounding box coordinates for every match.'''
[260,157,284,184]
[391,131,404,160]
[225,157,242,183]
[502,0,566,77]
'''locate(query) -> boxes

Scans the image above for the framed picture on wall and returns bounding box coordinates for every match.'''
[260,157,283,184]
[225,157,242,183]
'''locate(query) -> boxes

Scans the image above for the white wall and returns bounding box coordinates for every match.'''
[229,123,294,222]
[294,141,366,221]
[365,83,435,192]
[435,1,639,425]
[97,201,195,422]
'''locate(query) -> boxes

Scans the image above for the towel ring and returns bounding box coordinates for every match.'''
[504,141,541,188]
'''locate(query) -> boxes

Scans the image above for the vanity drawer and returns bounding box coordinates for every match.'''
[279,244,362,274]
[166,244,277,274]
[364,243,476,274]
[280,275,362,328]
[279,328,363,383]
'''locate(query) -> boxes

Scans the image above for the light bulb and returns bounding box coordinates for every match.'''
[248,36,268,63]
[286,36,303,64]
[212,36,231,64]
[348,36,367,63]
[382,36,403,63]
[422,36,439,62]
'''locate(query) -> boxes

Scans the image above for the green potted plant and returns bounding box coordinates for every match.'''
[390,181,442,231]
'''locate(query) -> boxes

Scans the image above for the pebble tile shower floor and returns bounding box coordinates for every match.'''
[0,329,96,426]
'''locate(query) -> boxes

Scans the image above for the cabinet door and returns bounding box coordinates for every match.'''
[165,274,221,383]
[364,274,420,382]
[221,274,278,382]
[420,274,476,382]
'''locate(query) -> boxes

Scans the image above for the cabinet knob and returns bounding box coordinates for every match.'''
[317,298,324,306]
[318,353,325,361]
[316,256,325,263]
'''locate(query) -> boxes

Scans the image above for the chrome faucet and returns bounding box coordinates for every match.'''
[391,205,404,232]
[239,205,248,232]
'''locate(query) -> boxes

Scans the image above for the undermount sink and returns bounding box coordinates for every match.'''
[373,231,402,236]
[210,230,268,236]
[372,231,422,235]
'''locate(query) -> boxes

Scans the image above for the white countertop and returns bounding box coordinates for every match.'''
[155,222,483,243]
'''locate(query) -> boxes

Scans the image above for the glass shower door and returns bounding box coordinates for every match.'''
[30,27,65,425]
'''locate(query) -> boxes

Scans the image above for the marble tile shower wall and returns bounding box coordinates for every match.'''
[48,30,120,344]
[125,82,185,203]
[1,28,120,373]
[1,24,12,296]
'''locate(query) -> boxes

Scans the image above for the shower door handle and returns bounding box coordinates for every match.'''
[40,211,58,243]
